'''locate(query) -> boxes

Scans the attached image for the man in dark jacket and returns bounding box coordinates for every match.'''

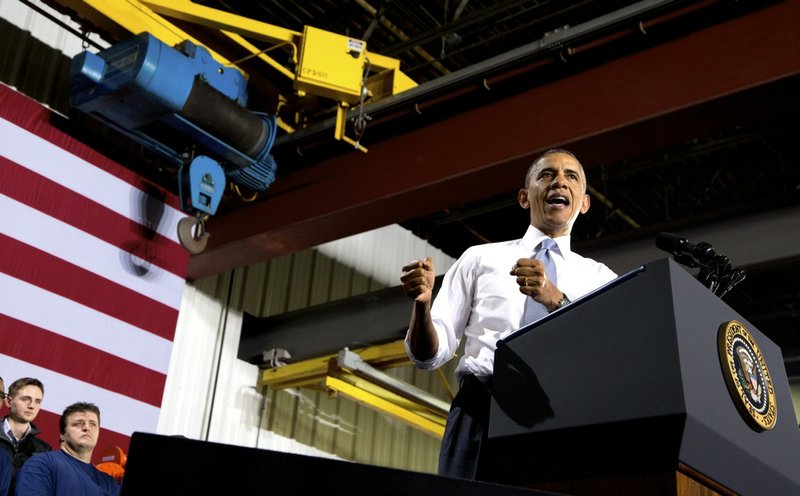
[0,377,52,491]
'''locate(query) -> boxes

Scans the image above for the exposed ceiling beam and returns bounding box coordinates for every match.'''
[188,1,800,279]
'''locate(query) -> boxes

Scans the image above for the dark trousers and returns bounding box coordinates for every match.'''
[437,375,491,479]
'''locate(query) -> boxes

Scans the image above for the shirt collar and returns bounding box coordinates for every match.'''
[521,225,572,256]
[3,417,30,443]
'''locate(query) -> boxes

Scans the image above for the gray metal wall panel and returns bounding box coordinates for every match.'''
[249,247,451,473]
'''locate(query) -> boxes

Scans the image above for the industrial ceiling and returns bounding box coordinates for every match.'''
[31,0,800,368]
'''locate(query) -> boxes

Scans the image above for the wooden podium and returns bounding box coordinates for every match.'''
[480,258,800,496]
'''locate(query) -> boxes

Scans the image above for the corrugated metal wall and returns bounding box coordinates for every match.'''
[157,225,457,473]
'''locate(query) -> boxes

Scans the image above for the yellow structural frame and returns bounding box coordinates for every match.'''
[330,371,448,420]
[143,0,414,81]
[325,376,445,438]
[261,340,410,390]
[53,0,417,148]
[54,0,233,63]
[261,340,448,438]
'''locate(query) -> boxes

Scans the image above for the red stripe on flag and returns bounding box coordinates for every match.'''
[2,85,189,450]
[0,84,183,212]
[0,156,188,279]
[29,410,133,465]
[0,315,166,407]
[0,233,178,341]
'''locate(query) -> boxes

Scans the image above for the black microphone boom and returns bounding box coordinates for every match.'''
[655,232,716,269]
[655,232,746,299]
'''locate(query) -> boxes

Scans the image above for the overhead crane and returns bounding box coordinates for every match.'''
[48,0,417,252]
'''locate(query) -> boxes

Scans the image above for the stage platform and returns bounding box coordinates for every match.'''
[119,432,558,495]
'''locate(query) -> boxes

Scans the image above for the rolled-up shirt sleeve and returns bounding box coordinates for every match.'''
[405,248,475,370]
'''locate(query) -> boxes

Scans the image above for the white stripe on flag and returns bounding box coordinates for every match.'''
[0,193,184,310]
[0,273,172,374]
[0,353,160,437]
[0,116,185,244]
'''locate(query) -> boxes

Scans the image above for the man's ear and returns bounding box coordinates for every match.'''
[518,188,530,209]
[580,193,591,214]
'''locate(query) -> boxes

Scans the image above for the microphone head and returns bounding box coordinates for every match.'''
[655,232,685,253]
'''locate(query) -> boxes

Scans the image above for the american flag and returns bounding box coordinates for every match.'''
[0,83,189,458]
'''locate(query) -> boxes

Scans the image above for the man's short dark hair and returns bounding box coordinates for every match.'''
[60,402,101,434]
[524,148,585,189]
[8,377,44,398]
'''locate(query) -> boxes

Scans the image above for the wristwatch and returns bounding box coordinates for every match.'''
[557,293,571,309]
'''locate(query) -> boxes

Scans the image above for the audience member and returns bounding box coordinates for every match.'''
[14,402,118,496]
[0,378,52,491]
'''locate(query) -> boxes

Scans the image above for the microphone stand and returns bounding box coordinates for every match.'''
[684,243,746,299]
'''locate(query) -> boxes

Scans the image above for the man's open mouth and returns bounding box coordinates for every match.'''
[547,195,569,206]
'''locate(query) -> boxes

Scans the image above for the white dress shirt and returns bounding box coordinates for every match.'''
[406,225,617,379]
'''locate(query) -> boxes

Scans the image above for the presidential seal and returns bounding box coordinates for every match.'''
[717,320,776,431]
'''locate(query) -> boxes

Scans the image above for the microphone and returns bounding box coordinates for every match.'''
[655,232,746,298]
[655,232,716,269]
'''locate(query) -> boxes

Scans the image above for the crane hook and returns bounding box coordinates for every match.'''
[177,215,210,254]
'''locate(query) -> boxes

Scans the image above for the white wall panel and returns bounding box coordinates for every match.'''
[156,273,231,439]
[317,224,455,287]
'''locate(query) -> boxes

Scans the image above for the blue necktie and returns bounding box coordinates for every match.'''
[521,238,558,326]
